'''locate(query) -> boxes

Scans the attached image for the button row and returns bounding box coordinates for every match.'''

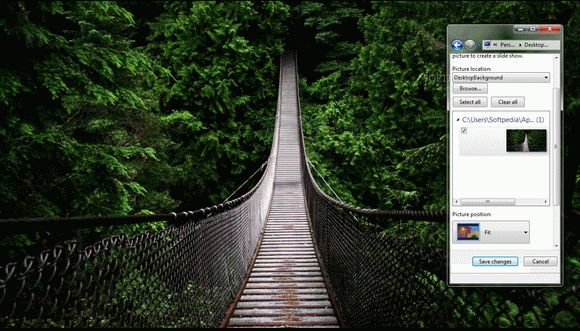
[514,24,561,33]
[453,97,525,107]
[472,256,558,267]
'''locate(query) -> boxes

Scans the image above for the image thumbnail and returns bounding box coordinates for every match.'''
[506,129,547,152]
[457,223,480,240]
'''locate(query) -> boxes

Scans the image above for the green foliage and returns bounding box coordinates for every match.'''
[293,1,365,75]
[299,0,449,210]
[300,1,579,213]
[0,0,290,222]
[0,1,175,219]
[147,1,289,207]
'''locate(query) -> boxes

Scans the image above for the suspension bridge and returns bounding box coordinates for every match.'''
[0,52,576,328]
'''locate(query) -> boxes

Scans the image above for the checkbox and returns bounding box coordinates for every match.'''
[461,127,467,134]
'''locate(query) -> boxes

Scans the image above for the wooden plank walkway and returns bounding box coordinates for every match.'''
[225,54,339,328]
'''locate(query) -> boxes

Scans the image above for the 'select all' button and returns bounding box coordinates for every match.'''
[453,97,488,107]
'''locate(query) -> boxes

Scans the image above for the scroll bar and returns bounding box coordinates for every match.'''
[552,53,561,207]
[553,87,561,250]
[552,54,561,251]
[553,88,560,207]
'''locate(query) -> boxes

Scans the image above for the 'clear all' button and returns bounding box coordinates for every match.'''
[491,97,525,107]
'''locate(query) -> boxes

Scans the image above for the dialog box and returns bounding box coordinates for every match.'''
[447,24,563,286]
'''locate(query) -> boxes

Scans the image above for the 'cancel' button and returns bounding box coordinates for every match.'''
[523,256,558,267]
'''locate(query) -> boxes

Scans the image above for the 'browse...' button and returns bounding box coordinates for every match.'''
[472,256,518,266]
[453,83,488,94]
[453,97,487,107]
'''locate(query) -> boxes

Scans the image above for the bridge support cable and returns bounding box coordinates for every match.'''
[306,157,360,224]
[306,158,346,205]
[222,160,268,204]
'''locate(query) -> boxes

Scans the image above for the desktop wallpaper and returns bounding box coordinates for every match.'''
[0,1,578,328]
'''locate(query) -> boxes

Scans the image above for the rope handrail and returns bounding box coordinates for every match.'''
[306,157,445,222]
[0,158,269,234]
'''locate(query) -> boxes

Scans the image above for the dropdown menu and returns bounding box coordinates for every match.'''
[452,72,550,83]
[453,221,530,244]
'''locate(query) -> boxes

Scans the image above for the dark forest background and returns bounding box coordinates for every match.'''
[0,2,579,325]
[1,1,578,221]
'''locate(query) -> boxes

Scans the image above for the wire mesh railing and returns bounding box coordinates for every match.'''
[301,179,579,327]
[294,52,579,328]
[0,157,277,328]
[0,54,286,329]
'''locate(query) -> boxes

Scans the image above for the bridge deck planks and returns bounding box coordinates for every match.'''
[225,54,339,328]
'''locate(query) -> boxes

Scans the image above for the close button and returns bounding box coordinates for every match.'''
[523,256,558,267]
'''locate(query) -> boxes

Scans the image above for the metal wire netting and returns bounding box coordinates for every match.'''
[0,56,284,329]
[302,164,579,328]
[0,191,267,327]
[0,141,278,328]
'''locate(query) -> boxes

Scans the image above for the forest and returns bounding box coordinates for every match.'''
[0,0,579,328]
